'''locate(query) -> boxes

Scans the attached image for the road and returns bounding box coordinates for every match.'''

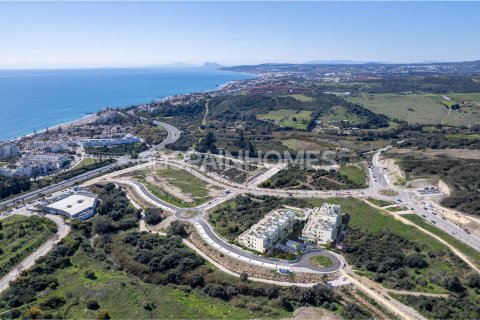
[370,148,480,252]
[118,178,345,275]
[0,214,70,294]
[0,120,181,210]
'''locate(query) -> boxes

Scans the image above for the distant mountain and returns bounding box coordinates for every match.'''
[202,62,222,69]
[305,60,395,65]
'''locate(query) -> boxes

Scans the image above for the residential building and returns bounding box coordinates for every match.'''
[81,134,142,147]
[0,143,20,159]
[238,209,297,253]
[301,203,342,245]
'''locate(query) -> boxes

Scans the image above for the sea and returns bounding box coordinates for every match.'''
[0,68,254,141]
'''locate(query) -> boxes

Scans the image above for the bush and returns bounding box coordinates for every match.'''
[96,309,111,320]
[87,300,100,310]
[144,208,164,225]
[167,221,189,238]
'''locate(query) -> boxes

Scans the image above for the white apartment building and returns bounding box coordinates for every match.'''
[82,134,142,147]
[23,141,69,153]
[238,209,297,253]
[0,143,20,159]
[301,203,342,245]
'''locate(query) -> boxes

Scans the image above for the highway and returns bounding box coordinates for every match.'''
[370,148,480,252]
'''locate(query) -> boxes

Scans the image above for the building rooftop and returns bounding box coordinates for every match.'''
[46,193,97,216]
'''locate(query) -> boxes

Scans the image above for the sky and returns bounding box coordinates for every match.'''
[0,1,479,69]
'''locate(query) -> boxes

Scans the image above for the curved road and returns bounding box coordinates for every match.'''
[124,179,344,274]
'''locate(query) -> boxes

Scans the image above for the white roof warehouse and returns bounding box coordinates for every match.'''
[45,192,98,220]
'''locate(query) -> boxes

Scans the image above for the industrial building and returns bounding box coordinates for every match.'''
[44,192,98,220]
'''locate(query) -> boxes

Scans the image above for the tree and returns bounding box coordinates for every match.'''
[167,221,188,238]
[144,208,164,225]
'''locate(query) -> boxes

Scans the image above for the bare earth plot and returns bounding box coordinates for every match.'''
[131,166,222,208]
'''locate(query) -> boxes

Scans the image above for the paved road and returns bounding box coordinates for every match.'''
[122,178,344,275]
[0,214,70,294]
[0,160,136,209]
[371,148,480,252]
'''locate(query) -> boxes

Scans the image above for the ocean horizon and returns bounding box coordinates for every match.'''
[0,67,254,141]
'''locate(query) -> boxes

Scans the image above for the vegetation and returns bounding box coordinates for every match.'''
[338,164,367,187]
[309,255,334,268]
[133,166,214,208]
[144,208,165,226]
[85,143,148,157]
[347,93,449,125]
[260,165,366,190]
[395,153,480,215]
[0,191,370,319]
[0,215,57,278]
[403,214,480,267]
[257,109,313,130]
[209,195,301,241]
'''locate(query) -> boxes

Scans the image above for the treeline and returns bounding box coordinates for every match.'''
[259,166,365,191]
[85,143,148,156]
[361,76,480,94]
[0,176,31,200]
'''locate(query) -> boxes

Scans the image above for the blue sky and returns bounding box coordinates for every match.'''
[0,1,479,69]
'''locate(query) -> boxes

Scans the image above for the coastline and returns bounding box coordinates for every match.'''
[3,70,255,144]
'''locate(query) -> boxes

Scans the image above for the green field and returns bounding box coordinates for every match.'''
[288,94,314,102]
[309,255,334,268]
[0,215,57,278]
[134,167,213,208]
[74,158,101,169]
[348,93,480,127]
[257,109,313,130]
[0,238,285,319]
[403,214,480,267]
[321,105,366,126]
[347,93,448,125]
[366,198,394,207]
[338,164,367,187]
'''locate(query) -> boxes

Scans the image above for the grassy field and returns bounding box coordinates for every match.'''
[321,105,366,126]
[288,94,314,102]
[0,215,57,278]
[347,93,448,125]
[403,214,480,267]
[309,255,334,268]
[0,240,284,319]
[134,167,213,208]
[339,164,367,186]
[366,198,394,207]
[257,109,313,130]
[74,158,101,169]
[280,138,328,152]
